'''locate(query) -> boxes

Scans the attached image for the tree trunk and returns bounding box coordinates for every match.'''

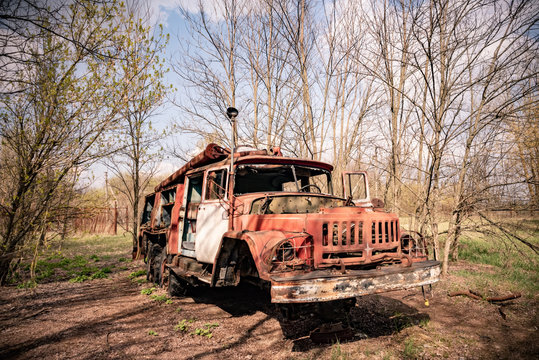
[0,256,13,285]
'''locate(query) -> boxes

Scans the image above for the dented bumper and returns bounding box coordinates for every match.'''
[270,260,440,303]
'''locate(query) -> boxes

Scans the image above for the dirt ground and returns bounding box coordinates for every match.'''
[0,261,537,360]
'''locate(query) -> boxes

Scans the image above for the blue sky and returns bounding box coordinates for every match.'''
[87,3,195,188]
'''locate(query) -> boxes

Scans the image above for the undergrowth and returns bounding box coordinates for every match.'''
[456,227,539,295]
[9,234,132,286]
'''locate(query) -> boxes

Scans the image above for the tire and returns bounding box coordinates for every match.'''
[146,241,166,285]
[168,271,189,297]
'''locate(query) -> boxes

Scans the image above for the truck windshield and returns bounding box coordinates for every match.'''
[234,164,332,195]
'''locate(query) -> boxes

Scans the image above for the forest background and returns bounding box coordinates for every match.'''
[0,0,537,284]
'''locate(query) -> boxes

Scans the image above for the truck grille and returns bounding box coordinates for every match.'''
[319,219,399,267]
[371,220,397,244]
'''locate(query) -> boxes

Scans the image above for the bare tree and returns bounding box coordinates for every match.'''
[173,0,246,149]
[168,0,538,279]
[401,0,539,274]
[241,0,296,149]
[105,1,170,258]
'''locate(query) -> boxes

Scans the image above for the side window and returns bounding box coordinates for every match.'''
[187,175,203,203]
[141,194,155,225]
[160,188,176,227]
[206,169,227,200]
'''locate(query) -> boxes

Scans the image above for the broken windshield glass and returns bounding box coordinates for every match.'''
[234,164,332,195]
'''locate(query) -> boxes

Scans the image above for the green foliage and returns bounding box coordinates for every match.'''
[8,234,131,286]
[149,294,169,302]
[104,0,171,254]
[61,234,131,258]
[165,299,173,304]
[129,270,146,279]
[148,330,158,336]
[70,275,90,283]
[118,257,128,262]
[0,0,136,285]
[191,322,219,338]
[174,319,194,332]
[16,280,37,289]
[90,267,112,279]
[141,287,156,295]
[30,252,113,283]
[419,318,430,329]
[192,328,212,338]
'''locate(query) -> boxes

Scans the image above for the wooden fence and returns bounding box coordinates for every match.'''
[71,205,129,234]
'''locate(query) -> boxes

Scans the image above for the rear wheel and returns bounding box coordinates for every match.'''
[146,241,166,285]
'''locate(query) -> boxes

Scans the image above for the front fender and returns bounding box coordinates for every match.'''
[212,230,311,283]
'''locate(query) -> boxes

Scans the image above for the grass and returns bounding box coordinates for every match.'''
[34,255,111,283]
[402,338,422,359]
[128,269,146,280]
[419,318,430,329]
[149,294,170,302]
[141,287,156,295]
[16,279,37,289]
[59,234,132,258]
[455,227,539,295]
[330,340,349,360]
[9,234,133,286]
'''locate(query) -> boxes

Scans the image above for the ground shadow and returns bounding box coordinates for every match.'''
[188,282,273,317]
[350,294,430,337]
[186,283,429,345]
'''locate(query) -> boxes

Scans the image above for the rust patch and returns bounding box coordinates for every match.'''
[270,261,440,303]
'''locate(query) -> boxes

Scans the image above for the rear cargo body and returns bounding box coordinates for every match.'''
[139,144,440,304]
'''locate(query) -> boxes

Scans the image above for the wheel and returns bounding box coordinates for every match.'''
[168,271,189,297]
[146,241,166,284]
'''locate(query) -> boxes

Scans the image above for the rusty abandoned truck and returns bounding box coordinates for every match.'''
[138,142,440,307]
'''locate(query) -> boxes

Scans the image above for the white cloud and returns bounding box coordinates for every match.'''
[141,0,180,27]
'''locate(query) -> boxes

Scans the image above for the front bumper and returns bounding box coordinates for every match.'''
[270,260,440,303]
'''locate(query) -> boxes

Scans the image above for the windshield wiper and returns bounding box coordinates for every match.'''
[290,165,300,192]
[259,195,274,214]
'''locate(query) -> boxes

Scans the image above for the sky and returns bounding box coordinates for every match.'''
[89,1,239,188]
[87,2,189,188]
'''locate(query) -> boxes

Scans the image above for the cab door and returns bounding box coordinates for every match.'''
[179,173,203,258]
[195,167,230,264]
[342,171,372,206]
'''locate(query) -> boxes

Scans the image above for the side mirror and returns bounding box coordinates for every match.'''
[371,198,385,209]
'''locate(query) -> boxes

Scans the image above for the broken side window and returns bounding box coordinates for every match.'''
[206,169,228,200]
